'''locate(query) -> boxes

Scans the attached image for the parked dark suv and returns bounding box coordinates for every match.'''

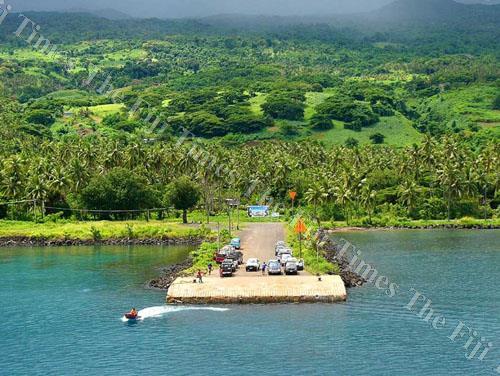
[220,260,234,277]
[227,251,243,265]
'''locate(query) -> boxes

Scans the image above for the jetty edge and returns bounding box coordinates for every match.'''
[167,275,346,304]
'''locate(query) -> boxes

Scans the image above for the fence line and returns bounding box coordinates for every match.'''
[44,206,173,214]
[0,199,36,206]
[0,200,173,215]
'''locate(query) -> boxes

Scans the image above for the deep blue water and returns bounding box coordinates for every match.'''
[0,230,498,375]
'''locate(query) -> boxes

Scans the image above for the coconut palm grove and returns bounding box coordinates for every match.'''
[0,0,499,226]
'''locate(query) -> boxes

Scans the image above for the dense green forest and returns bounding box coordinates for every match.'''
[0,0,499,223]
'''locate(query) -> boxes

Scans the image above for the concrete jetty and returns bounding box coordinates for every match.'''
[167,275,347,304]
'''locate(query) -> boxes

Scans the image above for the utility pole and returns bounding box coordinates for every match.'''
[225,198,240,236]
[217,221,221,251]
[299,232,302,259]
[236,202,240,230]
[294,218,307,260]
[289,191,297,217]
[228,206,232,237]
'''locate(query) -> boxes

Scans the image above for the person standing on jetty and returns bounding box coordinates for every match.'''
[207,263,213,275]
[197,270,204,283]
[261,262,267,275]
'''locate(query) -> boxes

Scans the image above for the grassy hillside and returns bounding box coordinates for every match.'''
[422,84,499,127]
[311,114,422,146]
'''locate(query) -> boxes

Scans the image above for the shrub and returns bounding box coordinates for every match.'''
[25,109,55,126]
[126,224,135,239]
[344,121,362,132]
[0,203,7,219]
[227,114,268,134]
[310,113,333,130]
[280,123,300,136]
[372,102,395,116]
[345,137,359,148]
[316,95,379,127]
[493,94,500,110]
[90,226,102,242]
[262,92,306,121]
[370,132,385,144]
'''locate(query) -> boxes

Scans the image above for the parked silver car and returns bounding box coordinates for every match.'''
[267,259,282,275]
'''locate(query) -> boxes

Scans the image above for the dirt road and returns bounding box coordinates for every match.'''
[239,222,284,262]
[201,222,308,280]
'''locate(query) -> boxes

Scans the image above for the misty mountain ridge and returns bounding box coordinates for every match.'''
[200,0,500,29]
[9,0,500,19]
[2,0,497,43]
[369,0,499,22]
[65,7,132,20]
[83,0,500,26]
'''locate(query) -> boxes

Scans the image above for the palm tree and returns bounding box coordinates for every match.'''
[360,181,377,223]
[397,178,420,217]
[304,181,329,227]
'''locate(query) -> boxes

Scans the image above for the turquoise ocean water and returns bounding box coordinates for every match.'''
[0,230,498,375]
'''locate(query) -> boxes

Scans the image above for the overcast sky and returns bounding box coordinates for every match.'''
[8,0,499,18]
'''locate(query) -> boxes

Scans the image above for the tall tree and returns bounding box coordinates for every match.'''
[165,177,200,224]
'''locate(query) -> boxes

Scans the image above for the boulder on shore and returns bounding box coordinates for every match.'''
[149,258,194,291]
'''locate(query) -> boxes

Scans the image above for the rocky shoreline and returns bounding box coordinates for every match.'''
[149,258,194,291]
[317,230,367,288]
[0,236,204,248]
[331,223,499,232]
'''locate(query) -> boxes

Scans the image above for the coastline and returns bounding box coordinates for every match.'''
[0,220,213,248]
[0,236,205,248]
[0,220,497,292]
[328,223,500,233]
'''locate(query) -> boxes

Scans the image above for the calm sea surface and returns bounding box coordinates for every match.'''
[0,230,498,375]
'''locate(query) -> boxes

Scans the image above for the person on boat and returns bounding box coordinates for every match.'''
[129,308,138,317]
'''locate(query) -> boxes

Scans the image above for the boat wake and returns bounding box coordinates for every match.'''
[121,306,229,322]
